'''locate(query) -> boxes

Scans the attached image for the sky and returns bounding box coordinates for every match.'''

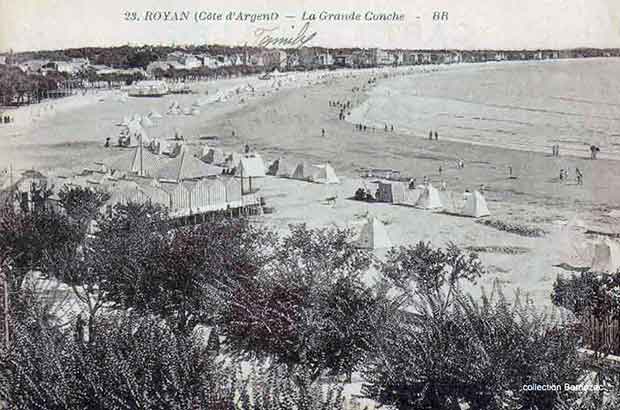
[1,0,620,52]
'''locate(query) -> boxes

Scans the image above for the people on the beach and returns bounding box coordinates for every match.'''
[104,137,110,148]
[409,178,416,189]
[244,143,250,154]
[438,166,443,175]
[321,128,326,137]
[576,167,583,185]
[434,131,439,140]
[590,145,600,160]
[429,130,433,140]
[440,180,447,191]
[559,169,564,182]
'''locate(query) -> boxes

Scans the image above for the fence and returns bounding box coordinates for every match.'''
[582,314,620,355]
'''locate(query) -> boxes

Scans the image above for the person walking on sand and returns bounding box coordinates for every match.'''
[429,130,433,140]
[576,167,583,185]
[435,131,439,140]
[321,128,326,137]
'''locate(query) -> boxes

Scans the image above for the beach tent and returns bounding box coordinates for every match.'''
[376,182,406,203]
[310,163,340,184]
[105,146,163,177]
[356,217,392,249]
[267,158,295,177]
[590,239,620,273]
[460,191,490,218]
[140,116,154,128]
[290,162,317,181]
[415,184,443,210]
[236,156,266,178]
[202,148,226,165]
[155,149,222,182]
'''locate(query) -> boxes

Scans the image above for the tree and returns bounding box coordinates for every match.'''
[363,243,584,410]
[2,306,234,409]
[221,224,380,384]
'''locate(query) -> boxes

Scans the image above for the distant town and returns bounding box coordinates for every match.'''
[1,44,619,106]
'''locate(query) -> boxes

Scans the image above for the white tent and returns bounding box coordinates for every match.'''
[415,184,443,210]
[140,116,154,128]
[202,148,226,165]
[356,217,392,249]
[311,163,340,184]
[290,162,316,181]
[460,191,490,218]
[268,158,295,177]
[591,239,620,273]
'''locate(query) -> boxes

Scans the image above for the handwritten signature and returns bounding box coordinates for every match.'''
[253,22,317,49]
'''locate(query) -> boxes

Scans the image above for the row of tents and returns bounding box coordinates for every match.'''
[376,181,490,218]
[267,158,340,184]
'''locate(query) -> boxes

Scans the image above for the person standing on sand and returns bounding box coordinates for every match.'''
[391,125,394,132]
[438,166,443,175]
[559,169,564,182]
[508,165,513,178]
[440,180,447,191]
[576,168,583,185]
[435,131,439,140]
[429,130,433,140]
[321,128,326,137]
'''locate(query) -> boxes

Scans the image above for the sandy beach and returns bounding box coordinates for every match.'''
[1,61,616,307]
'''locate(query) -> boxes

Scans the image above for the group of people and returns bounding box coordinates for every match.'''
[355,123,374,132]
[429,130,439,140]
[329,99,352,121]
[354,187,377,202]
[551,144,561,157]
[384,124,395,132]
[559,167,584,185]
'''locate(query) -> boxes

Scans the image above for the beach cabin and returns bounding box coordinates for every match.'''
[376,181,407,203]
[202,148,226,165]
[158,181,191,215]
[310,163,340,184]
[236,156,266,194]
[267,158,295,177]
[356,217,392,250]
[460,191,490,218]
[290,162,316,182]
[591,239,620,273]
[415,184,443,210]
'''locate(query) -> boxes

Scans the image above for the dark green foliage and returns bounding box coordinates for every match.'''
[221,224,378,382]
[2,308,234,410]
[237,365,345,410]
[364,243,583,410]
[552,271,620,319]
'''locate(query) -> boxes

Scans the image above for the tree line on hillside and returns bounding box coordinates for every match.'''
[0,65,67,106]
[0,185,619,409]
